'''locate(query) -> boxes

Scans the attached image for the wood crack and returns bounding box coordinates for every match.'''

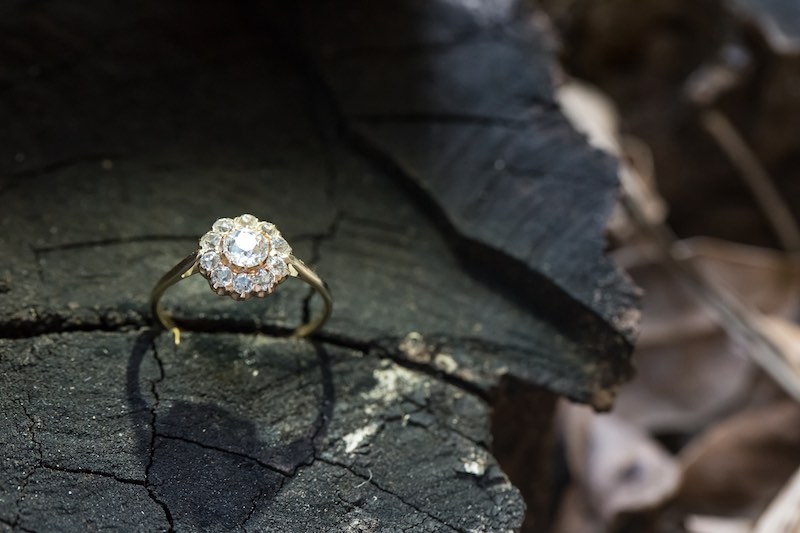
[13,392,152,529]
[349,111,536,128]
[0,313,144,339]
[155,434,291,478]
[240,487,266,531]
[2,151,124,182]
[32,235,199,255]
[316,457,463,533]
[39,463,144,486]
[144,338,176,532]
[0,321,497,404]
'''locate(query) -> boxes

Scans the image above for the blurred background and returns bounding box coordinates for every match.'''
[544,1,800,531]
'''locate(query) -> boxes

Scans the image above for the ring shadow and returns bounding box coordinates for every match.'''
[126,329,335,530]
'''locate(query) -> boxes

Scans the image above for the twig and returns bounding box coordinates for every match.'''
[701,110,800,252]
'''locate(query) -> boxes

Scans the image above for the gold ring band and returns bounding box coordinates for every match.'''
[150,214,332,344]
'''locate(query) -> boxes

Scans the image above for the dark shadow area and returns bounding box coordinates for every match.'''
[126,329,335,530]
[491,375,559,532]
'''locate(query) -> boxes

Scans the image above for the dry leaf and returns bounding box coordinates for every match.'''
[755,465,800,533]
[675,401,800,518]
[684,514,751,533]
[555,56,800,533]
[754,315,800,375]
[682,237,800,317]
[613,237,800,433]
[556,403,681,532]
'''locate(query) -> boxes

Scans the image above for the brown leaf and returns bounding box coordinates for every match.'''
[755,316,800,376]
[613,238,800,433]
[683,237,800,316]
[675,401,800,517]
[684,514,751,533]
[558,403,681,531]
[755,465,800,532]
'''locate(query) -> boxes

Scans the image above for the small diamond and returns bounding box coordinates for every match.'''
[253,269,274,291]
[235,214,258,227]
[200,232,221,251]
[223,228,271,268]
[212,218,235,233]
[211,266,232,288]
[199,251,220,271]
[232,273,254,295]
[267,256,289,278]
[271,237,292,257]
[258,221,278,237]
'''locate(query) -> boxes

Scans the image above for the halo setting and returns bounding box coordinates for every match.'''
[152,212,331,344]
[197,214,293,299]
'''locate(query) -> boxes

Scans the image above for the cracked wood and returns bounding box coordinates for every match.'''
[0,0,637,531]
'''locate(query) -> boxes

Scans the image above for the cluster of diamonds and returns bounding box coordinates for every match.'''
[197,214,292,299]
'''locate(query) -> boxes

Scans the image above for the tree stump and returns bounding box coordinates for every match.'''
[0,1,638,531]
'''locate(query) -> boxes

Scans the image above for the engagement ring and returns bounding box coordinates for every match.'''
[150,214,332,344]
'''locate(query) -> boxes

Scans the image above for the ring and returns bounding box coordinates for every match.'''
[150,214,332,344]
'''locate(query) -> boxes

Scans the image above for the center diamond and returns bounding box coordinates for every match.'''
[223,229,270,268]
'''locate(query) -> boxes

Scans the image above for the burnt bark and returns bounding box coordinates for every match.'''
[0,1,637,531]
